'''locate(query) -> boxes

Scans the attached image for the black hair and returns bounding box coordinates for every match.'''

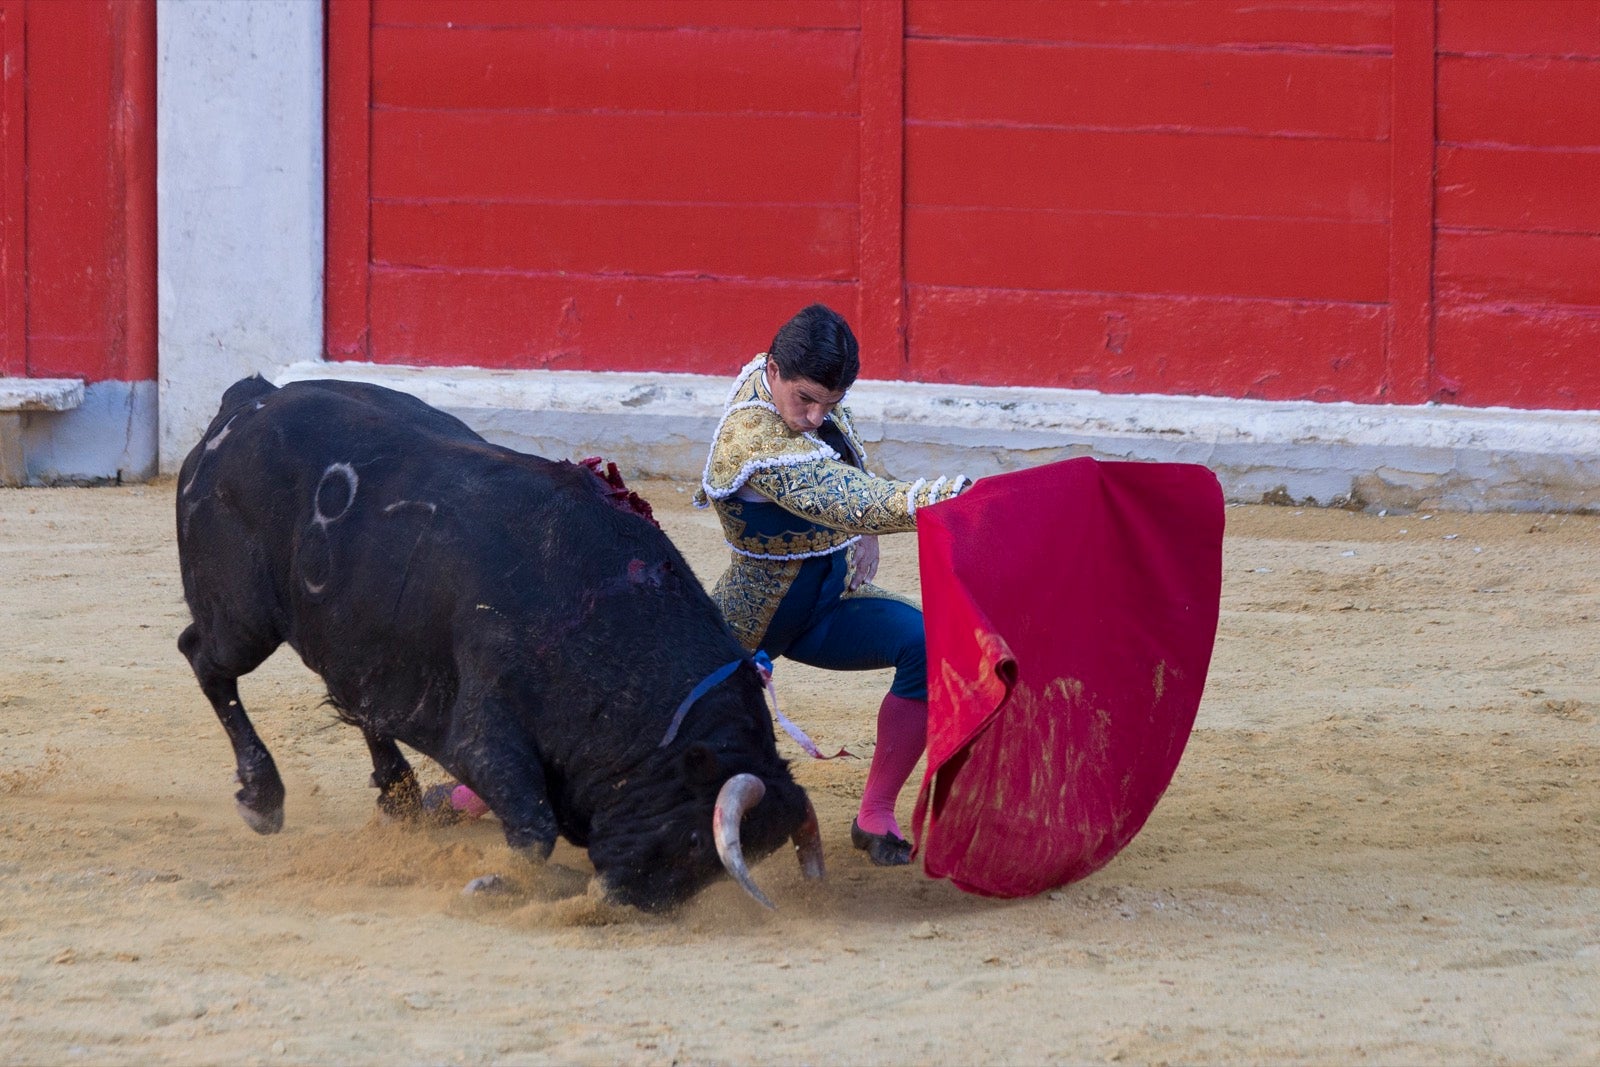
[767,304,859,392]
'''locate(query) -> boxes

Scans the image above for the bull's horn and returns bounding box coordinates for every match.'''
[713,773,775,910]
[793,797,825,881]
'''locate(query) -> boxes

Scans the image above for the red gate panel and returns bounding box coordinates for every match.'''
[328,0,866,374]
[0,0,155,384]
[902,1,1397,402]
[1433,0,1600,409]
[0,1,22,376]
[326,0,1600,412]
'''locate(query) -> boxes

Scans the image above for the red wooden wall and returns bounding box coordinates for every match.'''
[329,0,868,373]
[1433,2,1600,408]
[902,0,1397,400]
[326,0,1600,411]
[0,0,155,384]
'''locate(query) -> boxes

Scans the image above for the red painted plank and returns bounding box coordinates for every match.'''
[368,267,857,374]
[906,207,1388,303]
[1386,0,1435,405]
[905,286,1387,401]
[1437,147,1600,233]
[857,0,906,370]
[1438,0,1600,57]
[1439,55,1600,149]
[0,2,22,376]
[374,0,860,30]
[1434,304,1600,409]
[908,125,1388,221]
[1437,230,1600,307]
[25,1,116,380]
[373,25,858,114]
[114,0,158,383]
[908,0,1391,49]
[372,201,856,279]
[906,39,1390,138]
[372,110,858,202]
[327,0,372,360]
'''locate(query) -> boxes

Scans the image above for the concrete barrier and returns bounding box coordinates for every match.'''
[273,361,1600,514]
[0,379,85,487]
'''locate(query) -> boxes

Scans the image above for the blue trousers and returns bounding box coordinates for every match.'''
[758,550,928,700]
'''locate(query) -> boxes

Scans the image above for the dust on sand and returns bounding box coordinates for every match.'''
[1,479,1596,1065]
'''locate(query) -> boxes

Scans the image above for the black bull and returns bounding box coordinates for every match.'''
[175,377,823,911]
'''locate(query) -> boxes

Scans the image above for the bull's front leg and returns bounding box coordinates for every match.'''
[179,623,285,834]
[363,730,422,821]
[441,691,560,860]
[439,690,571,900]
[462,746,560,861]
[452,751,568,901]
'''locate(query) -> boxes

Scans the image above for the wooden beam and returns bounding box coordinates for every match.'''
[326,0,373,360]
[1387,0,1437,403]
[0,1,23,377]
[857,0,906,374]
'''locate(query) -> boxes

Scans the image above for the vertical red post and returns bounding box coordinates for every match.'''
[1386,0,1437,404]
[0,0,23,376]
[115,0,157,383]
[857,0,906,376]
[326,0,372,360]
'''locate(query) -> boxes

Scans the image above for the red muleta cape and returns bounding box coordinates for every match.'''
[911,457,1224,897]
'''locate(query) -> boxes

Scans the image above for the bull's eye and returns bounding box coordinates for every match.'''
[688,830,703,851]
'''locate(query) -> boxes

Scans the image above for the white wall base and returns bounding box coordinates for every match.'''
[271,361,1600,514]
[16,380,159,485]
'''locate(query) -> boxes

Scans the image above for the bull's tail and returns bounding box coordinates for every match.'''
[321,691,366,729]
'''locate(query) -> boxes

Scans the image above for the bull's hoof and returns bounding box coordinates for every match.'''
[233,770,285,834]
[375,773,424,823]
[502,835,556,868]
[420,784,464,825]
[236,799,284,835]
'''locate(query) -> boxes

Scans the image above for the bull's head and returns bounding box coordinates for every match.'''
[586,747,824,913]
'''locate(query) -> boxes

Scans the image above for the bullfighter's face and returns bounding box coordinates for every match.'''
[765,359,846,435]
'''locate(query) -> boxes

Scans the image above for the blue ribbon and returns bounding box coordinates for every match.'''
[659,657,747,747]
[658,650,852,759]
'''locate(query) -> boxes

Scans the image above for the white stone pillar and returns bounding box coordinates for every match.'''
[157,0,324,473]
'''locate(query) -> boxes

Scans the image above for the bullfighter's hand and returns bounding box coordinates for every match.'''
[849,535,880,591]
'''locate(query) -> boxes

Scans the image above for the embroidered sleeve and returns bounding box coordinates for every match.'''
[743,459,969,535]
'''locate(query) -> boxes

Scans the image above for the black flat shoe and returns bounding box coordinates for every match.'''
[851,819,913,867]
[421,783,465,825]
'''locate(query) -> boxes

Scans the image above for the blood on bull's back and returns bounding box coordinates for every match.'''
[176,376,822,912]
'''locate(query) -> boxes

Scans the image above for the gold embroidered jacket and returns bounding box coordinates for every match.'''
[694,355,970,649]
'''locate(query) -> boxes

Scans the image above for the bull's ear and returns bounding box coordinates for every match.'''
[682,743,722,787]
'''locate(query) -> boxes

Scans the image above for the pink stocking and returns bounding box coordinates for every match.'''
[855,693,927,839]
[450,784,490,819]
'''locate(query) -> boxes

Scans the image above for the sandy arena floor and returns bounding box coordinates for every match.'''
[0,474,1596,1065]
